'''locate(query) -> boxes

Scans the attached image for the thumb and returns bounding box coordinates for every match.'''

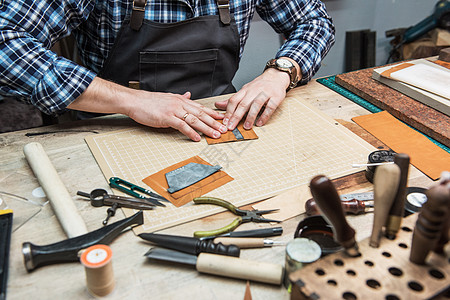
[183,91,191,99]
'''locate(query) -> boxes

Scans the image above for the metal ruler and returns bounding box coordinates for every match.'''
[317,76,450,154]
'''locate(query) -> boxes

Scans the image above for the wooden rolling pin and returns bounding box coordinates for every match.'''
[23,142,88,238]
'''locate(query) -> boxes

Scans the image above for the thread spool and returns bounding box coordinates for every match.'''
[365,150,396,183]
[80,244,115,297]
[284,238,321,290]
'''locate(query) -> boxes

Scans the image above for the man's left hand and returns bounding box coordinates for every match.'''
[214,67,292,130]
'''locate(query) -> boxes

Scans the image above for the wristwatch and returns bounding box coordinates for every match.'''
[265,58,299,90]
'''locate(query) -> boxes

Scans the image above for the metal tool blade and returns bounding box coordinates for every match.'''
[165,163,221,193]
[144,248,197,266]
[231,127,244,140]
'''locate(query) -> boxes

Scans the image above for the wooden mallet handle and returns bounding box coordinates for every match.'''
[23,142,88,238]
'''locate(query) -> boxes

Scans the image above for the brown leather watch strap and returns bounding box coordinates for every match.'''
[130,0,146,31]
[217,0,231,25]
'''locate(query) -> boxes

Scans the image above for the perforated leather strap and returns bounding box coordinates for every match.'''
[130,0,146,31]
[217,0,231,25]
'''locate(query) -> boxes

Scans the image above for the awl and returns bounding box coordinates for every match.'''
[145,248,284,285]
[309,175,360,257]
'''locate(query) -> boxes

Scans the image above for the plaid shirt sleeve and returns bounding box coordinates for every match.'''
[257,0,335,84]
[0,1,96,115]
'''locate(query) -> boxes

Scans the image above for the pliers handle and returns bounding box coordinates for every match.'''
[192,197,280,238]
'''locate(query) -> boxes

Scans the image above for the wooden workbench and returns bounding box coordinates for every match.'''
[0,80,434,299]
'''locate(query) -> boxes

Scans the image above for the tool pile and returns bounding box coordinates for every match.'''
[3,141,449,299]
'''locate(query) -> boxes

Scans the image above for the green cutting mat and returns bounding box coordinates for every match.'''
[317,76,450,154]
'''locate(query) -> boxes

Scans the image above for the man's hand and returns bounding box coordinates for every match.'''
[215,58,300,130]
[68,77,227,142]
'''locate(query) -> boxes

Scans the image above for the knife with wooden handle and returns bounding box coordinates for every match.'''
[145,248,284,285]
[309,175,360,257]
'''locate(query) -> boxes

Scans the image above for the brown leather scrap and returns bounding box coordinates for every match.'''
[205,121,258,145]
[142,156,233,207]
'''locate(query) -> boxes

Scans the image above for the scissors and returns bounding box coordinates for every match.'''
[109,177,169,207]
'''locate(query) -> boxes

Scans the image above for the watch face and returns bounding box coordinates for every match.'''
[276,58,293,68]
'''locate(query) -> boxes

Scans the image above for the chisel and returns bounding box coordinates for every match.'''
[145,248,284,285]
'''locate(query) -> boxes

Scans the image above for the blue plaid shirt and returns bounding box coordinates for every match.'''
[0,0,334,115]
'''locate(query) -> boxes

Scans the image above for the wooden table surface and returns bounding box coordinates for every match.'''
[0,80,435,299]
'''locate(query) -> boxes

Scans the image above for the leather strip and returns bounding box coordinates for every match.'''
[217,0,231,25]
[130,0,146,31]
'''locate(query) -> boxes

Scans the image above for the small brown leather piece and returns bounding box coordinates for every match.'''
[130,0,146,31]
[205,121,258,144]
[142,156,233,207]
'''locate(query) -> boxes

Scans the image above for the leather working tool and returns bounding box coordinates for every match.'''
[199,227,283,240]
[22,211,143,272]
[77,189,156,210]
[0,209,13,299]
[24,142,88,238]
[192,197,280,238]
[369,164,401,248]
[78,189,154,225]
[410,180,450,265]
[309,175,360,257]
[109,177,168,207]
[138,233,240,257]
[212,237,285,248]
[145,248,284,285]
[385,153,410,240]
[305,198,374,216]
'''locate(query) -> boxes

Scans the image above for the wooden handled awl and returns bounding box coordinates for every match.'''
[309,175,360,257]
[385,153,410,239]
[410,182,450,265]
[369,164,401,248]
[23,142,88,238]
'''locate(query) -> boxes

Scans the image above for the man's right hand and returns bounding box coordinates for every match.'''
[68,77,227,142]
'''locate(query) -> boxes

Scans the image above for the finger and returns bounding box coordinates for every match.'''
[183,113,222,139]
[226,91,262,130]
[169,116,202,142]
[185,107,228,133]
[255,99,279,127]
[214,99,228,110]
[223,91,246,127]
[183,91,191,99]
[183,99,224,121]
[243,92,268,129]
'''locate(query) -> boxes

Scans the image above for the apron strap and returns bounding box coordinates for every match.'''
[130,0,146,31]
[130,0,230,31]
[217,0,231,25]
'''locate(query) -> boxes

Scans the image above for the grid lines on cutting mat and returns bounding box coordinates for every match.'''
[85,96,375,233]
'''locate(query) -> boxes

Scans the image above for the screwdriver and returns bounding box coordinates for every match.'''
[305,198,374,216]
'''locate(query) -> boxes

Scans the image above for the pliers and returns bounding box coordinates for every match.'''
[192,197,280,238]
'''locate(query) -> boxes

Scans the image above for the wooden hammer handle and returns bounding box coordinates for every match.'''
[23,142,88,238]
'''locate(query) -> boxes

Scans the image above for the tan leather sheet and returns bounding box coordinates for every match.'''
[142,156,233,207]
[352,111,450,180]
[205,121,258,144]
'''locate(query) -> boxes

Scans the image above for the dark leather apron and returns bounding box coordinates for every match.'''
[98,0,240,100]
